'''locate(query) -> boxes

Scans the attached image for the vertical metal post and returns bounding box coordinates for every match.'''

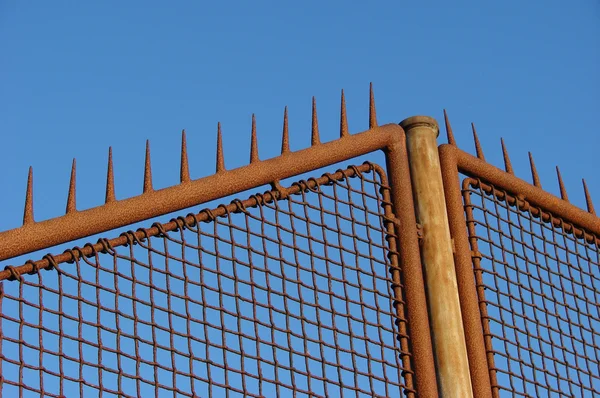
[401,116,473,397]
[439,145,495,398]
[384,138,439,397]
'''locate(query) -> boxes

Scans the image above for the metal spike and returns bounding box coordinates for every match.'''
[340,90,349,138]
[472,123,485,160]
[369,82,378,129]
[216,122,225,173]
[529,152,541,188]
[281,107,290,154]
[250,114,259,163]
[556,167,569,202]
[500,138,514,174]
[66,159,77,214]
[143,140,153,193]
[23,166,34,225]
[443,109,456,146]
[311,97,320,146]
[105,147,116,203]
[583,179,596,215]
[180,130,190,183]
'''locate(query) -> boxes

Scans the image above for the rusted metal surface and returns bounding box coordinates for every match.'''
[384,126,438,397]
[0,87,439,396]
[1,123,405,263]
[1,163,417,397]
[402,116,473,397]
[6,85,596,397]
[439,143,495,398]
[463,178,600,396]
[0,87,411,264]
[439,115,600,397]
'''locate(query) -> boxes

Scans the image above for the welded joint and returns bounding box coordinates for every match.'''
[270,180,290,200]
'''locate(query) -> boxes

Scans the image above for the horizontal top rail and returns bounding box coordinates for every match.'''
[0,123,406,262]
[448,145,600,240]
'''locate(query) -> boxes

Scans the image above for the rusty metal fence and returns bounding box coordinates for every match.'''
[462,178,600,396]
[0,163,416,397]
[0,87,598,397]
[439,114,600,397]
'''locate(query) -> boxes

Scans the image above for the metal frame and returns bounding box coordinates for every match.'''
[0,87,439,397]
[438,114,600,397]
[3,86,597,396]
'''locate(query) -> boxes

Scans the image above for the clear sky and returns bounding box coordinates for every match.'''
[1,2,599,396]
[0,1,598,235]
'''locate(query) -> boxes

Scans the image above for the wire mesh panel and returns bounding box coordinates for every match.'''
[0,163,414,397]
[462,178,600,397]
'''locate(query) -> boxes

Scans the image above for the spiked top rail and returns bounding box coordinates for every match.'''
[0,86,442,397]
[0,124,404,264]
[2,85,598,397]
[440,110,599,398]
[0,89,395,263]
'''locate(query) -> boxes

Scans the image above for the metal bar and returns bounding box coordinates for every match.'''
[453,147,600,237]
[0,162,421,396]
[1,165,370,280]
[401,116,473,397]
[381,136,439,397]
[0,124,404,262]
[374,164,417,397]
[438,144,494,398]
[460,176,600,396]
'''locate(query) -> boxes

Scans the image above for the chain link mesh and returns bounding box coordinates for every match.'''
[463,178,600,397]
[0,164,414,397]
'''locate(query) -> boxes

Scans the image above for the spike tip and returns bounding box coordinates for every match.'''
[250,114,259,163]
[311,97,320,146]
[529,152,541,188]
[23,167,34,225]
[216,123,225,173]
[105,147,116,203]
[443,109,456,146]
[281,107,290,154]
[340,90,349,138]
[556,167,569,202]
[143,140,153,193]
[369,83,377,129]
[583,179,595,215]
[66,159,77,214]
[180,130,190,183]
[501,138,514,174]
[472,123,485,160]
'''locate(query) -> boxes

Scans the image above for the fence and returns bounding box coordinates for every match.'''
[0,86,598,397]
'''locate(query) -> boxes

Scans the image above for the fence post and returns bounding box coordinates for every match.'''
[401,116,473,397]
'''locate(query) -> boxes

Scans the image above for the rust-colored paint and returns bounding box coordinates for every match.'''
[180,130,190,183]
[0,163,421,397]
[383,138,439,398]
[439,144,495,398]
[453,147,600,239]
[2,124,404,262]
[105,146,116,203]
[3,86,598,396]
[0,87,439,396]
[439,122,600,397]
[460,177,600,396]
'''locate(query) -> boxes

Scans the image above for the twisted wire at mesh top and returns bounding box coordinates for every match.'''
[0,163,415,397]
[462,178,600,397]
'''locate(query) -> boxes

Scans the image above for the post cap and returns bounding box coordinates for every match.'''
[399,116,440,138]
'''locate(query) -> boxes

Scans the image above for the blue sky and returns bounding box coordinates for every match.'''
[0,2,599,396]
[0,1,598,234]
